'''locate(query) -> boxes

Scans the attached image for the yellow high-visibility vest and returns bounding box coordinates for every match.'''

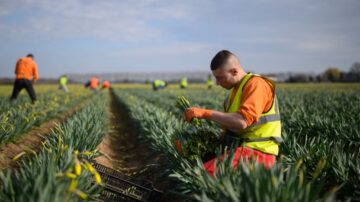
[154,80,165,87]
[59,76,67,85]
[207,79,213,86]
[224,73,282,155]
[180,77,188,88]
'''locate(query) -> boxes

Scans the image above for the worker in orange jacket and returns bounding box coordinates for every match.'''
[183,50,282,176]
[90,77,99,90]
[85,76,99,91]
[102,80,110,89]
[10,54,39,104]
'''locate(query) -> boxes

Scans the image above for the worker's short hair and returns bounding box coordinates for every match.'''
[26,54,34,58]
[210,50,234,70]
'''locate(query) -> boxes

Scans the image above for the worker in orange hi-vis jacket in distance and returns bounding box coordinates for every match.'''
[102,80,110,89]
[10,53,39,104]
[85,76,100,91]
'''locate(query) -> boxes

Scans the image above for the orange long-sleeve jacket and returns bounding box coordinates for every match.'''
[90,77,99,89]
[225,77,274,126]
[239,77,274,126]
[15,57,39,81]
[102,80,110,88]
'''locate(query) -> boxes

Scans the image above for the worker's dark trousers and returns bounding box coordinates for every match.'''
[10,79,37,103]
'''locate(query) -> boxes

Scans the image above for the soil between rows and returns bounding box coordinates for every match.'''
[95,90,164,183]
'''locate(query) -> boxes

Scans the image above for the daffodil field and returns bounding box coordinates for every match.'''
[0,86,107,201]
[0,85,90,145]
[0,83,359,201]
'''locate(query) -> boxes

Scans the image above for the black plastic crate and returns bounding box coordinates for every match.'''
[92,162,162,202]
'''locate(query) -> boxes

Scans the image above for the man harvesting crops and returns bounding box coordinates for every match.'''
[102,80,110,89]
[58,75,68,92]
[152,80,167,91]
[85,76,99,91]
[207,74,214,89]
[10,54,39,104]
[184,50,282,175]
[180,77,188,89]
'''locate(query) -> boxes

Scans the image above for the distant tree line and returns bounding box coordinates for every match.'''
[286,62,360,83]
[1,63,359,84]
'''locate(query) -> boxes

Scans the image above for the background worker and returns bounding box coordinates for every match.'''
[58,75,68,92]
[184,50,282,176]
[10,54,39,104]
[102,80,110,89]
[85,76,99,91]
[152,79,167,91]
[207,74,214,89]
[180,77,188,89]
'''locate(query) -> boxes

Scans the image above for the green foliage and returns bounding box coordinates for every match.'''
[111,85,357,201]
[321,67,342,82]
[175,96,220,161]
[0,90,89,145]
[0,92,108,202]
[1,83,358,201]
[178,154,335,202]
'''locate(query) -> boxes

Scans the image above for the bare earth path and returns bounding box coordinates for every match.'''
[95,90,162,182]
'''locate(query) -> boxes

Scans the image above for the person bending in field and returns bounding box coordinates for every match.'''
[85,76,100,91]
[10,53,39,104]
[102,80,110,89]
[180,77,188,89]
[152,80,168,91]
[184,50,283,176]
[207,73,214,89]
[58,75,68,92]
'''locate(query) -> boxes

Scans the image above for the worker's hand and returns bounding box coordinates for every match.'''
[184,107,213,122]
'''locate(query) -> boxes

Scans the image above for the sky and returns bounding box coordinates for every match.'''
[0,0,359,78]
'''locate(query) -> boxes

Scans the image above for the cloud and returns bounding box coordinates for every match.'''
[0,0,23,16]
[297,40,338,52]
[108,42,211,58]
[0,0,192,41]
[0,0,359,75]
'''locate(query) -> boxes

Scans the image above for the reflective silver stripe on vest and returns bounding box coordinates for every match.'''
[247,114,281,128]
[247,95,281,129]
[241,136,284,144]
[224,133,283,145]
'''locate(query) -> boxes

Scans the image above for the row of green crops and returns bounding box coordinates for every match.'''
[111,88,341,201]
[0,84,89,96]
[0,92,108,202]
[278,90,360,199]
[0,85,90,145]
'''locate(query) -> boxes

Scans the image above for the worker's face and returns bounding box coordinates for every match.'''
[212,65,238,89]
